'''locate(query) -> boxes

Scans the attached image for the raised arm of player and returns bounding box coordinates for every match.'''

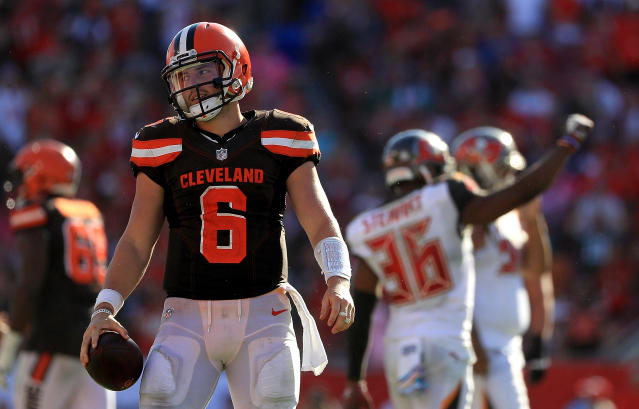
[80,173,165,366]
[342,258,378,409]
[460,114,593,225]
[519,197,554,383]
[287,161,354,334]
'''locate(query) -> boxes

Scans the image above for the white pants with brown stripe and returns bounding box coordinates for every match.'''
[139,288,300,409]
[384,338,473,409]
[12,351,115,409]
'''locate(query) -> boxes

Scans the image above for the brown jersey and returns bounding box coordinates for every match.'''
[9,198,107,357]
[130,109,321,300]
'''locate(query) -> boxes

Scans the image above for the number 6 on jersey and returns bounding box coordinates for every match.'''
[200,186,247,263]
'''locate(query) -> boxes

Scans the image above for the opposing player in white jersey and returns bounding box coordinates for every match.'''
[451,127,554,409]
[341,114,593,409]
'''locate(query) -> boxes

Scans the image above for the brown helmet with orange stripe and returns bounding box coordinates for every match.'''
[161,22,253,122]
[6,139,81,207]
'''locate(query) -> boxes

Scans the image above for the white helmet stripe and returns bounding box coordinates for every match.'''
[174,23,198,56]
[178,26,189,53]
[173,27,184,56]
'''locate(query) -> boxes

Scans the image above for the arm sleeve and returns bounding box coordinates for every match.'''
[130,162,164,186]
[347,289,378,381]
[129,122,181,187]
[262,110,321,180]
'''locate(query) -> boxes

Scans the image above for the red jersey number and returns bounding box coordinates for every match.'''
[498,239,520,274]
[200,186,247,263]
[366,218,452,305]
[63,218,107,285]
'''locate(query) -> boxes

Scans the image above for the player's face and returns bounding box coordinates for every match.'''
[167,61,224,105]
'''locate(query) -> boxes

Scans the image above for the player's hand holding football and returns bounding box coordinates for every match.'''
[321,276,355,334]
[80,308,129,367]
[343,380,375,409]
[557,113,594,152]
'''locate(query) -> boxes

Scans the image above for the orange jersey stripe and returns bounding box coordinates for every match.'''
[131,138,182,167]
[132,138,182,150]
[31,352,52,382]
[9,205,47,231]
[131,151,181,167]
[261,130,320,157]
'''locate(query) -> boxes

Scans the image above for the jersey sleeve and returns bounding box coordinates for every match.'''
[446,177,481,215]
[261,109,321,180]
[9,203,48,232]
[129,117,182,187]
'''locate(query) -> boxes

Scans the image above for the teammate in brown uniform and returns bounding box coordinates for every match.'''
[80,22,354,409]
[1,140,114,409]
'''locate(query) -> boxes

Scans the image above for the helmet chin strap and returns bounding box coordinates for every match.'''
[417,165,434,185]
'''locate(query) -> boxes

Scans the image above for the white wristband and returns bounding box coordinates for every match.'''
[313,237,352,283]
[94,288,124,316]
[0,330,22,371]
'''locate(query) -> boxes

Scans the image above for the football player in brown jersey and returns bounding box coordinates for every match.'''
[80,22,354,409]
[1,140,114,409]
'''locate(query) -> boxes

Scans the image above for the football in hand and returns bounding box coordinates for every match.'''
[85,331,144,391]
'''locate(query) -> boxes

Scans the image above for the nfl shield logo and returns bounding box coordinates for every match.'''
[216,148,227,161]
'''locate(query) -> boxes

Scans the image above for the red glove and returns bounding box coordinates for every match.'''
[342,380,375,409]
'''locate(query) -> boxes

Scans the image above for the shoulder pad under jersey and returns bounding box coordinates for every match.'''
[9,203,48,232]
[451,171,480,193]
[261,109,320,157]
[131,117,183,167]
[50,197,102,219]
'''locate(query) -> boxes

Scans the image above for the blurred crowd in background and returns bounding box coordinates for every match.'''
[1,0,639,398]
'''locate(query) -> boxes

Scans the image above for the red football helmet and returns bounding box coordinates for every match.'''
[161,22,253,121]
[451,126,526,191]
[8,139,81,202]
[382,129,454,190]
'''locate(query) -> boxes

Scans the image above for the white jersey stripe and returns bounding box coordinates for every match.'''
[261,138,317,150]
[131,144,182,158]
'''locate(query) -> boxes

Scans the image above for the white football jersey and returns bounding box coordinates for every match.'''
[346,181,475,361]
[473,210,530,352]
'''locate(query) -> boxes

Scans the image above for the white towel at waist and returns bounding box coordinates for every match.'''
[279,282,328,376]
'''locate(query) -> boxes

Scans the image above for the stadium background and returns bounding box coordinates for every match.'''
[0,0,638,408]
